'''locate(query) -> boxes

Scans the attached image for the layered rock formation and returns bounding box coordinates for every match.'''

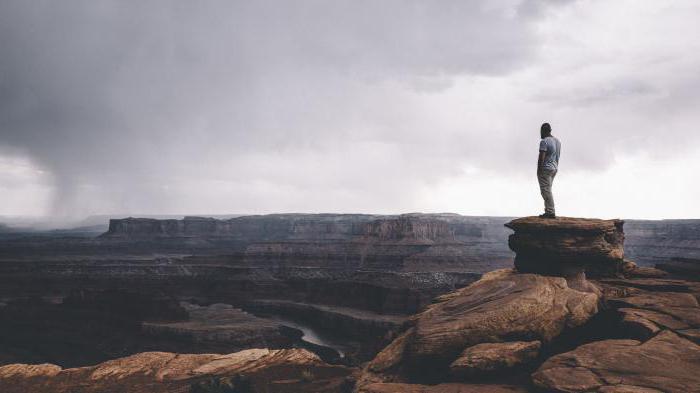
[0,348,355,393]
[103,214,494,243]
[357,216,700,393]
[97,213,516,273]
[449,341,541,378]
[532,330,700,392]
[523,257,700,393]
[358,268,599,388]
[506,216,625,277]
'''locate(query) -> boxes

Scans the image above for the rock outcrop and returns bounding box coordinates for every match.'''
[359,216,700,392]
[449,341,541,378]
[531,244,700,392]
[506,216,625,278]
[0,348,355,393]
[359,269,598,385]
[595,268,700,344]
[405,270,597,366]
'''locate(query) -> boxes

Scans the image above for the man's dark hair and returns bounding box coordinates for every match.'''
[541,122,552,135]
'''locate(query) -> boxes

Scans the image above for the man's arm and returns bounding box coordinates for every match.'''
[538,140,547,170]
[538,151,546,169]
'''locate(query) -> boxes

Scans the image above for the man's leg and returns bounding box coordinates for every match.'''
[548,170,557,215]
[538,170,556,215]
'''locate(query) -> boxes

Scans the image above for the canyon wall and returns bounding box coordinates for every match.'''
[625,219,700,265]
[99,214,515,272]
[102,215,700,268]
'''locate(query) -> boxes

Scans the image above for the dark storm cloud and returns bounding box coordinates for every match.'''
[0,0,557,216]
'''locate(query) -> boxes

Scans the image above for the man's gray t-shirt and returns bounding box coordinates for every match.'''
[539,136,561,172]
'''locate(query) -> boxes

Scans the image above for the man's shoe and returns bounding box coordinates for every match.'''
[539,213,556,219]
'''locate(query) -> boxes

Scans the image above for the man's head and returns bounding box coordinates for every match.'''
[540,122,552,139]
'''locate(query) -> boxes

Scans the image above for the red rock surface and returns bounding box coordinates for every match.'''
[359,218,700,392]
[406,270,597,364]
[0,349,354,393]
[532,331,700,393]
[359,269,598,386]
[533,262,700,392]
[449,341,541,378]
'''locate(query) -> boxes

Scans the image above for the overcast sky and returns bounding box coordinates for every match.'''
[1,0,699,222]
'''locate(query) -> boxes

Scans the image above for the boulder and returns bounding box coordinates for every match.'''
[0,348,355,393]
[406,270,597,364]
[506,216,625,279]
[361,269,598,384]
[532,330,700,393]
[449,341,541,378]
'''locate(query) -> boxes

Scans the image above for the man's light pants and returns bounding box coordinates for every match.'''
[538,169,557,215]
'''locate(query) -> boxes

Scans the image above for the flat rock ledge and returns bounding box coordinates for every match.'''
[506,216,625,292]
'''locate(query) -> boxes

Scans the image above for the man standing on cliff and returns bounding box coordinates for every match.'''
[537,123,561,218]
